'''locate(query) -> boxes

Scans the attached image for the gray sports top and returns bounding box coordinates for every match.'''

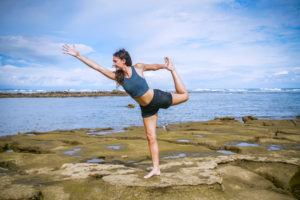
[122,66,149,98]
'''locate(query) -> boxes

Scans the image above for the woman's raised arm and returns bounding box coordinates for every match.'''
[62,44,116,81]
[136,57,175,72]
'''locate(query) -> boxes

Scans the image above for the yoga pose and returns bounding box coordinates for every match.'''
[62,44,189,178]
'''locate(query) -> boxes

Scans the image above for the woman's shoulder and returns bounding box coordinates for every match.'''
[134,63,144,69]
[133,63,146,78]
[133,63,145,72]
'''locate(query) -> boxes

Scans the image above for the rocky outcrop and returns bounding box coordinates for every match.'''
[242,115,258,123]
[0,116,299,199]
[0,90,127,98]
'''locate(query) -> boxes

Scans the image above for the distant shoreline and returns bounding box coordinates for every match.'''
[0,90,128,98]
[1,88,300,98]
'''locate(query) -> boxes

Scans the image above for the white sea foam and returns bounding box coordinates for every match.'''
[191,88,300,93]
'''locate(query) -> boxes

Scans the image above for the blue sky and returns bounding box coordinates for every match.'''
[0,0,299,91]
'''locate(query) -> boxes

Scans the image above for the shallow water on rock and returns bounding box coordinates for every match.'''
[162,152,215,159]
[163,153,187,159]
[191,152,216,156]
[177,139,190,142]
[235,142,260,147]
[6,149,14,152]
[267,144,282,151]
[86,158,104,163]
[107,145,121,150]
[0,167,8,171]
[25,134,36,136]
[87,128,125,135]
[63,148,82,156]
[217,150,236,155]
[194,134,204,138]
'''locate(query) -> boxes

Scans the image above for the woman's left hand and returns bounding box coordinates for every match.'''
[164,57,175,71]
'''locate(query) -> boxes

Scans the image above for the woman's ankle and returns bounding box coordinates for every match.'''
[152,167,160,171]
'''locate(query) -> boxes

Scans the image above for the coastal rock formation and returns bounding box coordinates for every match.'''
[0,117,299,199]
[0,90,128,98]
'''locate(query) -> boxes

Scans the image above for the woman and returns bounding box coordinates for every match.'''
[62,44,189,178]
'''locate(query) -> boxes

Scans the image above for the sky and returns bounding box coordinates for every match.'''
[0,0,299,91]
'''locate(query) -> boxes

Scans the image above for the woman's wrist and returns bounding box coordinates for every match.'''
[75,53,81,59]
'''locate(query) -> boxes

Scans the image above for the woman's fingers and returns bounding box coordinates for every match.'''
[62,46,68,52]
[62,45,70,52]
[62,44,74,51]
[62,44,70,49]
[62,46,70,52]
[62,44,73,53]
[62,44,78,57]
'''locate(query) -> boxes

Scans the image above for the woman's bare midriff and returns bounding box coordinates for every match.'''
[133,88,154,106]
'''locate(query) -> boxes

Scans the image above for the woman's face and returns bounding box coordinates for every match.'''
[113,56,126,70]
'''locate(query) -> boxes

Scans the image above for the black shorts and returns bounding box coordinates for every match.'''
[140,89,173,118]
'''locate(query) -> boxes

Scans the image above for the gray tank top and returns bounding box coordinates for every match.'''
[122,66,149,98]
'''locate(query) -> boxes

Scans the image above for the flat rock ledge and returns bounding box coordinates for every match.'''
[25,154,299,187]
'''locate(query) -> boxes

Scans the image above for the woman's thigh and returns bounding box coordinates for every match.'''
[142,113,158,136]
[170,93,188,106]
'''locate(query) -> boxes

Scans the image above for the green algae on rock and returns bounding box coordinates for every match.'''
[0,117,299,199]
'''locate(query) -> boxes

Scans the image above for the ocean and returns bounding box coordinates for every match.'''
[0,88,299,136]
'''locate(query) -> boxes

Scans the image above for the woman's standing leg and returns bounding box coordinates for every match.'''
[143,112,161,179]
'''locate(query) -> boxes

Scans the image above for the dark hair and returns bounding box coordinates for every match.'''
[113,48,132,86]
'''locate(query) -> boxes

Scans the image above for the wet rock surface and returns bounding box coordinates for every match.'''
[0,117,299,199]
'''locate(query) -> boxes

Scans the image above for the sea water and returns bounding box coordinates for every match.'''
[0,89,299,136]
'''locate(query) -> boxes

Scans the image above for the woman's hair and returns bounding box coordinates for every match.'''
[113,48,132,86]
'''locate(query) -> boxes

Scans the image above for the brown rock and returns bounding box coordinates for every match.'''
[214,117,235,121]
[242,115,258,123]
[126,104,135,108]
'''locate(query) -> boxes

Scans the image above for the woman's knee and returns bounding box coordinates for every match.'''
[183,92,189,102]
[179,92,189,102]
[171,92,189,106]
[146,132,157,143]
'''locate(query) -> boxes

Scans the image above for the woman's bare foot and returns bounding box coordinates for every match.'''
[144,168,161,179]
[164,57,175,72]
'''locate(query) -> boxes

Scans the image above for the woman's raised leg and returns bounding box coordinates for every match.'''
[143,112,161,179]
[166,59,189,106]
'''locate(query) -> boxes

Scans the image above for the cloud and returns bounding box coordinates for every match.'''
[0,35,94,64]
[273,70,289,76]
[0,64,112,88]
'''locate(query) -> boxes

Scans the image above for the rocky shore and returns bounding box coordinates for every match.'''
[0,116,299,199]
[0,90,127,98]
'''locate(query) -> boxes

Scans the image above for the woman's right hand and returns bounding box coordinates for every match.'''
[62,44,80,57]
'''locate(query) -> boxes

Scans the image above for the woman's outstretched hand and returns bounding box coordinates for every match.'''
[62,44,80,57]
[164,57,175,72]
